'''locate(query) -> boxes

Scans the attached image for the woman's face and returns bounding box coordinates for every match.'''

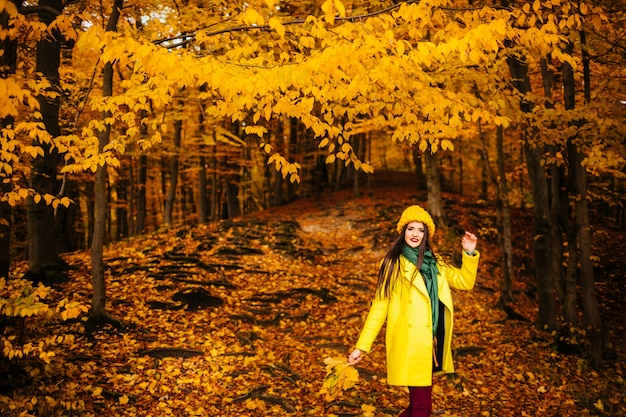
[404,221,425,248]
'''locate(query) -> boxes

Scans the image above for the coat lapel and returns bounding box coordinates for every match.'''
[399,256,429,298]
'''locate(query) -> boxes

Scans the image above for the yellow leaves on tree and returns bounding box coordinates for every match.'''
[1,278,87,363]
[319,356,359,402]
[321,0,346,24]
[0,278,51,318]
[0,0,18,15]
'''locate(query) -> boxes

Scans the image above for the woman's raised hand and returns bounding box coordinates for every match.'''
[461,231,478,253]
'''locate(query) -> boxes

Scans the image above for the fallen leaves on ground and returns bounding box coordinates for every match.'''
[2,181,625,416]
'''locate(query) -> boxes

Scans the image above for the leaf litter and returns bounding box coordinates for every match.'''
[3,181,625,417]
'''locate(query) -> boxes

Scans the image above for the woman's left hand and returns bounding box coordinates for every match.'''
[462,231,478,253]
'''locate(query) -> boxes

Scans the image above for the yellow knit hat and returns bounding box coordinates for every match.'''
[396,205,436,237]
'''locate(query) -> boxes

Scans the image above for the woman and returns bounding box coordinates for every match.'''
[347,205,480,417]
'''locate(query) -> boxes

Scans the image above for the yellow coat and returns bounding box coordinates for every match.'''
[355,251,480,387]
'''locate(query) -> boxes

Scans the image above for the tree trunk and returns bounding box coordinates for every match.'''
[524,142,557,331]
[164,116,182,226]
[424,148,445,228]
[0,3,18,279]
[353,134,366,198]
[134,155,147,234]
[507,52,557,331]
[287,118,298,201]
[90,0,124,322]
[564,35,603,367]
[539,58,569,326]
[134,110,148,234]
[314,153,326,198]
[55,179,77,253]
[479,120,513,304]
[225,178,240,219]
[198,154,208,223]
[495,125,513,303]
[411,147,426,189]
[196,94,208,223]
[210,142,218,220]
[28,0,63,282]
[0,177,10,279]
[116,172,129,239]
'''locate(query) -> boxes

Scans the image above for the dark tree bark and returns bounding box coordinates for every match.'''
[197,95,209,223]
[198,155,208,223]
[272,121,285,206]
[164,110,182,225]
[134,154,147,234]
[116,165,129,239]
[563,35,603,367]
[0,1,19,279]
[491,123,514,304]
[353,133,365,197]
[90,0,124,322]
[539,58,571,328]
[424,148,445,228]
[411,147,426,189]
[507,52,558,331]
[223,124,241,219]
[287,118,298,201]
[210,140,218,220]
[27,0,63,282]
[479,120,513,304]
[54,180,77,253]
[495,125,513,303]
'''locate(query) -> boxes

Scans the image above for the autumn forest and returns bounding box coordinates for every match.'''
[1,0,625,416]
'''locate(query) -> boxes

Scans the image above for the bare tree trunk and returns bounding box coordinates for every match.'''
[223,123,241,218]
[272,121,285,206]
[479,120,513,304]
[524,141,557,331]
[507,52,557,331]
[563,35,603,367]
[210,141,218,220]
[197,101,208,223]
[287,118,298,201]
[133,110,148,235]
[411,147,426,189]
[134,155,147,234]
[424,149,445,228]
[90,0,123,323]
[164,116,182,225]
[128,159,135,235]
[198,154,208,223]
[495,125,513,303]
[0,179,10,279]
[116,162,129,239]
[28,0,63,282]
[353,134,366,197]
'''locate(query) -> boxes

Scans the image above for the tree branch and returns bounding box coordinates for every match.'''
[153,1,413,48]
[18,5,61,16]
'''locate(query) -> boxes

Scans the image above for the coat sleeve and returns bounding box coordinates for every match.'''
[443,250,480,291]
[355,298,389,353]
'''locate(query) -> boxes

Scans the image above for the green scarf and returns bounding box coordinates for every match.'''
[401,244,440,337]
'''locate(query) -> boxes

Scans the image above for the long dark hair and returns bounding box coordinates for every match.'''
[374,224,434,299]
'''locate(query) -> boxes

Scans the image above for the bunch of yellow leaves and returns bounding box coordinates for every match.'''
[319,356,359,402]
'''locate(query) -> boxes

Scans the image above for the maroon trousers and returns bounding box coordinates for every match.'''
[398,385,433,417]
